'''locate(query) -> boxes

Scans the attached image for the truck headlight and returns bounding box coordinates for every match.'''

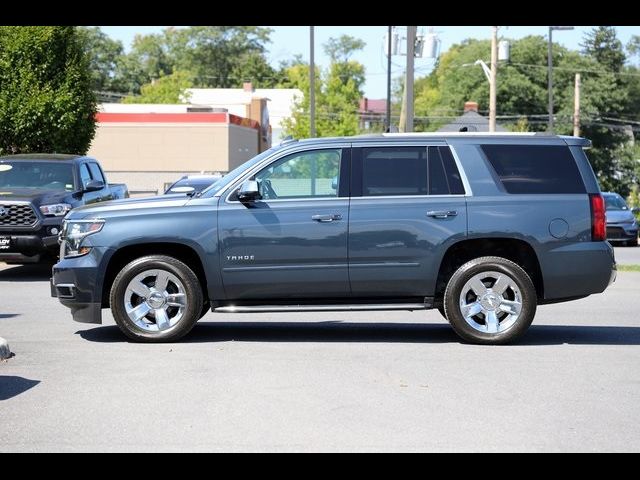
[40,203,72,217]
[61,220,105,258]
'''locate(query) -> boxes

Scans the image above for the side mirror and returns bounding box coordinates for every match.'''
[84,180,105,193]
[632,207,640,215]
[331,176,338,190]
[238,180,261,202]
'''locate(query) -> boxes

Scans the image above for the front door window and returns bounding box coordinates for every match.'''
[254,149,341,200]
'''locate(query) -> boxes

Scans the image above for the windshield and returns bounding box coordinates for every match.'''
[0,161,75,191]
[604,194,628,211]
[201,146,281,197]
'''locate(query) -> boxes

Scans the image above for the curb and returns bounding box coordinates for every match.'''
[0,337,10,360]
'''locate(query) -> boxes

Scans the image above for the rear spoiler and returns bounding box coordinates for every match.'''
[561,136,592,148]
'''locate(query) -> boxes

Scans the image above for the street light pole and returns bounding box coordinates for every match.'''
[386,26,392,132]
[547,27,554,132]
[309,26,316,138]
[489,26,498,133]
[548,26,574,133]
[405,26,417,133]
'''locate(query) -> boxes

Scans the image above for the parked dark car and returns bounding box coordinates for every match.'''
[602,192,639,247]
[164,175,222,195]
[0,154,128,263]
[52,134,615,345]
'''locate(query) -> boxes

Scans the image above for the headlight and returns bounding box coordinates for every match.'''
[61,220,105,258]
[40,203,72,217]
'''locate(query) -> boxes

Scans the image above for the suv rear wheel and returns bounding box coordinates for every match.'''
[444,256,536,345]
[110,255,204,342]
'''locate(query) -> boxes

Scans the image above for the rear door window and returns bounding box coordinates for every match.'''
[361,147,428,196]
[358,146,466,197]
[481,144,586,194]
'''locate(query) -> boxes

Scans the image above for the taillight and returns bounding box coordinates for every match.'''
[590,193,606,241]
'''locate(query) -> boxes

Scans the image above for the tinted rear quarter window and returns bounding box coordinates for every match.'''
[481,144,585,194]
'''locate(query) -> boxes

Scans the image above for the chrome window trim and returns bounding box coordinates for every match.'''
[350,194,467,201]
[222,143,350,204]
[229,197,350,204]
[220,141,474,203]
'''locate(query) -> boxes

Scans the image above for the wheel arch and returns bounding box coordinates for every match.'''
[434,237,544,303]
[101,242,209,308]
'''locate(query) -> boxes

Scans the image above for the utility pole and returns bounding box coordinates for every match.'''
[489,26,498,133]
[386,26,392,132]
[547,27,554,132]
[399,75,407,132]
[309,26,316,138]
[400,26,417,133]
[548,26,574,133]
[573,73,581,137]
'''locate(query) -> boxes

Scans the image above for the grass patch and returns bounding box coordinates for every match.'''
[618,264,640,272]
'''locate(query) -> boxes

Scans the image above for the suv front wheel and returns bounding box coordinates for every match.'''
[444,256,537,345]
[110,255,204,342]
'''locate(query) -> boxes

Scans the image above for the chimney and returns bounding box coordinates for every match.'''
[360,97,368,113]
[243,82,254,93]
[464,101,479,113]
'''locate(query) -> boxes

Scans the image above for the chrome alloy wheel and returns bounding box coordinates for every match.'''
[124,269,187,333]
[458,270,523,334]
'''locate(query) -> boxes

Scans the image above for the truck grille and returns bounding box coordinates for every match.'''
[606,227,625,239]
[0,204,38,227]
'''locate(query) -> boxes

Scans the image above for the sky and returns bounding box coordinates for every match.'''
[99,26,639,98]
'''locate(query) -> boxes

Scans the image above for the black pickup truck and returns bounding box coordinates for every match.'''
[0,154,128,264]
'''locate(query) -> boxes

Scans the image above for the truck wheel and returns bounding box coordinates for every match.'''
[110,255,204,343]
[627,237,638,247]
[444,256,537,345]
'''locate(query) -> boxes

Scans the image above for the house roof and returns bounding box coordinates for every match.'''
[437,110,508,132]
[359,98,387,114]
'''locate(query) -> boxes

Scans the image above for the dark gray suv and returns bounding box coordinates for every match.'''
[51,133,616,345]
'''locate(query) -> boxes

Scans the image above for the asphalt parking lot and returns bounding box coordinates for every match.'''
[612,243,640,266]
[1,246,639,452]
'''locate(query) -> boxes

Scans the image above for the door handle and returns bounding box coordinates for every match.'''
[312,214,342,222]
[427,210,457,219]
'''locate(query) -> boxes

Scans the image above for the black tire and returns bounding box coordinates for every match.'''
[110,255,204,343]
[437,305,447,319]
[444,256,537,345]
[627,237,638,247]
[200,300,211,320]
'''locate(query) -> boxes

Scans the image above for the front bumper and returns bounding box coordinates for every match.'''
[606,224,638,242]
[51,247,110,324]
[0,225,61,260]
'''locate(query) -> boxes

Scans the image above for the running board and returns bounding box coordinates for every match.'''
[214,303,428,313]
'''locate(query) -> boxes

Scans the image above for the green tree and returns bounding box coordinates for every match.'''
[578,27,630,193]
[324,35,366,62]
[122,71,193,104]
[0,26,97,154]
[413,30,638,192]
[581,26,626,72]
[119,26,278,92]
[77,26,125,92]
[627,35,640,62]
[282,36,366,138]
